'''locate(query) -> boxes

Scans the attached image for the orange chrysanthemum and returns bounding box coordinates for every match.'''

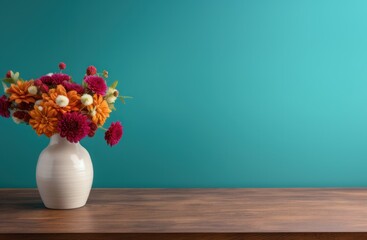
[87,94,111,126]
[6,80,38,104]
[42,85,81,114]
[29,104,59,137]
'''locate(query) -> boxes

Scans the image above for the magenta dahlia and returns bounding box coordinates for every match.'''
[104,121,123,146]
[62,81,84,94]
[84,76,107,95]
[0,95,11,118]
[58,112,91,143]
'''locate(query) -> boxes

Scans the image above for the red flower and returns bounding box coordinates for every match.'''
[13,111,26,120]
[5,71,11,78]
[13,111,31,123]
[59,62,66,70]
[40,73,71,86]
[61,81,84,94]
[0,95,11,118]
[88,122,98,137]
[51,73,71,85]
[86,65,97,76]
[39,75,53,85]
[58,112,91,143]
[34,79,50,93]
[84,76,107,95]
[39,84,49,93]
[23,112,31,123]
[17,102,34,111]
[34,79,42,86]
[105,121,123,146]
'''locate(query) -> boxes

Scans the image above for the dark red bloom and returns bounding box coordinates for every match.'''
[40,73,71,86]
[13,111,26,119]
[104,121,123,146]
[51,73,71,85]
[13,111,30,123]
[84,76,107,95]
[58,112,90,143]
[5,70,11,78]
[86,65,97,76]
[88,122,98,137]
[0,95,11,118]
[61,81,84,94]
[39,75,53,85]
[23,112,31,123]
[59,62,66,70]
[17,102,34,111]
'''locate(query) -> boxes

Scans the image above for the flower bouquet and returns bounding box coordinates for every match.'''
[1,63,128,145]
[0,63,130,209]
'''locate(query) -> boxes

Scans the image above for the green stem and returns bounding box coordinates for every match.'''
[99,126,108,131]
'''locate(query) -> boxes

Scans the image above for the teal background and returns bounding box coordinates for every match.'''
[1,0,367,187]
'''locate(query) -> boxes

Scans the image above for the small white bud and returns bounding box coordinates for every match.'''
[81,94,93,106]
[106,95,117,104]
[38,106,43,111]
[27,86,38,95]
[55,95,69,108]
[35,100,42,106]
[11,71,19,81]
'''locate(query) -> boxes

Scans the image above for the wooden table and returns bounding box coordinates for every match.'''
[1,189,367,240]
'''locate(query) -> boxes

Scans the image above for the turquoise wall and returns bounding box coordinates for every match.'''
[1,0,367,187]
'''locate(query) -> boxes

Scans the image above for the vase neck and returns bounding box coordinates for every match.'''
[49,134,78,146]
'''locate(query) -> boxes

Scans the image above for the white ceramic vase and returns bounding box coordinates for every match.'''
[36,134,93,209]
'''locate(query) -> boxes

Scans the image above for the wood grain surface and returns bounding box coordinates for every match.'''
[2,188,367,239]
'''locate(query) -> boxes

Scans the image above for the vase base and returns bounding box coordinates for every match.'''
[43,203,87,210]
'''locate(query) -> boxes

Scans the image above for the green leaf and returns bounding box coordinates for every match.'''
[110,80,118,89]
[3,78,15,84]
[2,82,8,93]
